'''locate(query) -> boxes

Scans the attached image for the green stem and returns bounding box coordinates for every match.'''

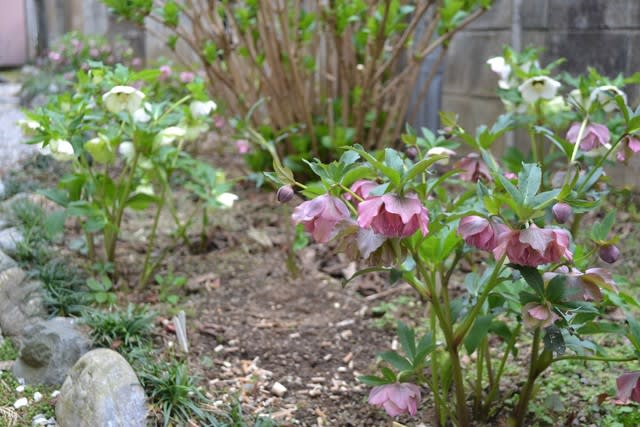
[484,323,521,415]
[576,133,626,193]
[552,354,637,364]
[473,337,485,417]
[138,183,167,289]
[513,327,541,426]
[454,256,505,345]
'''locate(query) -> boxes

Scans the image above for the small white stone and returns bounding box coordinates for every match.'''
[16,385,25,393]
[33,391,43,402]
[32,414,48,425]
[50,390,60,398]
[214,344,224,353]
[13,397,28,408]
[271,382,287,397]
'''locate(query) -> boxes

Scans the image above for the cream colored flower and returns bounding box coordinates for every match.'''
[155,126,186,145]
[216,192,238,208]
[189,100,217,117]
[102,85,145,114]
[133,103,152,123]
[426,147,456,165]
[17,119,42,136]
[568,89,591,111]
[589,85,627,113]
[49,139,75,161]
[518,76,561,104]
[486,56,511,89]
[118,141,135,161]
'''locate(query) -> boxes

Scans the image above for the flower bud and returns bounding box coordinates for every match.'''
[552,202,572,224]
[405,147,418,160]
[276,185,294,203]
[599,244,620,264]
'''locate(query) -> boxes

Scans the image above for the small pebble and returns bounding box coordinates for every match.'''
[33,391,43,402]
[50,390,60,398]
[16,385,25,393]
[13,397,28,408]
[271,382,287,397]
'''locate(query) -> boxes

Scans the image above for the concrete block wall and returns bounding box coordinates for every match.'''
[441,0,640,186]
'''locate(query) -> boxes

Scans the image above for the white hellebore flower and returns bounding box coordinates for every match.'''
[17,119,42,136]
[486,57,511,89]
[118,141,135,161]
[568,88,591,111]
[518,76,561,104]
[426,147,456,165]
[133,102,152,123]
[216,192,238,208]
[102,85,145,114]
[155,126,186,145]
[589,85,627,113]
[49,139,75,161]
[189,100,217,117]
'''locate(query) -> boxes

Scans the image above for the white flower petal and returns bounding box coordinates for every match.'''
[518,76,561,104]
[216,192,238,208]
[102,85,145,114]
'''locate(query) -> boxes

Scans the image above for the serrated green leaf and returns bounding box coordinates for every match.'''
[379,351,413,372]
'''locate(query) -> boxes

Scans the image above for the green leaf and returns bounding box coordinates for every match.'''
[397,322,416,360]
[513,265,544,297]
[126,193,158,210]
[358,375,390,386]
[39,188,69,207]
[576,322,626,335]
[414,333,436,366]
[518,163,541,206]
[545,275,567,303]
[379,351,413,372]
[464,315,493,354]
[590,210,616,241]
[402,155,448,186]
[497,174,523,205]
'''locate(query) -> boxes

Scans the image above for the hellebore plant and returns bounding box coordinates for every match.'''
[264,48,640,426]
[21,64,234,287]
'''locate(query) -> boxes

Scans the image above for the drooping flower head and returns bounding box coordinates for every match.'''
[427,147,456,165]
[102,86,145,115]
[455,154,492,183]
[518,76,561,104]
[155,126,186,146]
[189,100,217,117]
[368,383,421,417]
[235,139,251,154]
[598,244,620,264]
[522,302,559,329]
[344,180,378,204]
[589,85,627,113]
[616,135,640,163]
[159,65,172,81]
[616,372,640,404]
[493,225,572,267]
[552,202,572,224]
[357,194,429,238]
[180,71,195,83]
[486,56,511,89]
[292,195,351,243]
[458,216,507,252]
[49,139,75,162]
[566,122,610,152]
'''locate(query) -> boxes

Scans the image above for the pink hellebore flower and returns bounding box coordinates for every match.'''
[504,171,517,180]
[180,71,195,83]
[48,51,62,63]
[292,195,351,243]
[522,302,559,329]
[458,216,506,251]
[159,65,172,81]
[357,194,429,238]
[616,135,640,163]
[344,180,378,203]
[493,225,572,267]
[566,122,610,151]
[616,372,640,404]
[214,115,225,129]
[368,383,421,417]
[235,139,251,154]
[543,266,617,303]
[455,154,492,182]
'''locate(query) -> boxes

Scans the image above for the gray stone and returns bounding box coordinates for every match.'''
[0,267,46,337]
[56,349,147,427]
[547,0,635,30]
[13,317,91,385]
[0,226,24,256]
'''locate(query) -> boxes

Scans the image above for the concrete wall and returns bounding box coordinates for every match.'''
[441,0,640,186]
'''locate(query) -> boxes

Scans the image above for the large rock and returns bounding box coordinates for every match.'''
[0,226,24,256]
[56,349,147,427]
[12,317,91,385]
[0,265,46,338]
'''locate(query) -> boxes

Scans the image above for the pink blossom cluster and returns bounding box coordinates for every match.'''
[292,180,430,247]
[459,216,572,267]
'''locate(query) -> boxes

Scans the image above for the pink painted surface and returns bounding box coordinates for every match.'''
[0,0,27,66]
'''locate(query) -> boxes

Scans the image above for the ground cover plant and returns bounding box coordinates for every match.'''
[269,47,640,425]
[103,0,493,177]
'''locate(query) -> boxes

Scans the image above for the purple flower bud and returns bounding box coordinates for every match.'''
[552,202,572,224]
[405,147,418,160]
[276,185,294,203]
[599,244,620,264]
